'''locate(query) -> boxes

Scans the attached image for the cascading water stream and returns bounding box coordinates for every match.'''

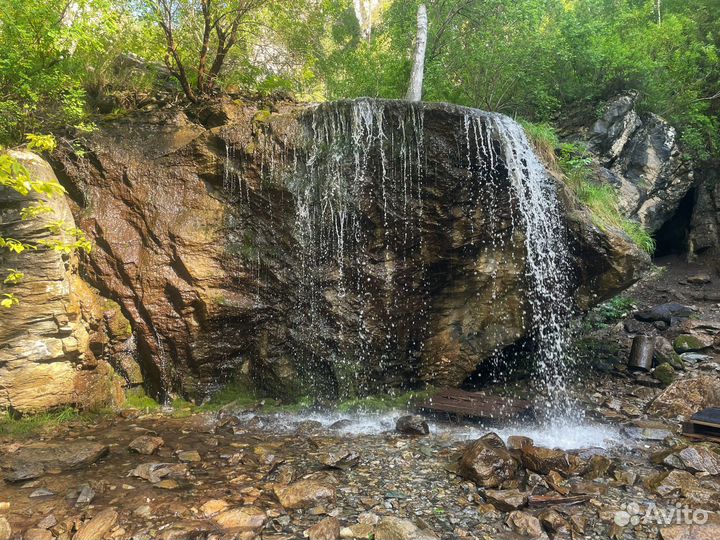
[222,99,580,425]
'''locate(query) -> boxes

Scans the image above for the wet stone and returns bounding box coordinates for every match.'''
[1,441,109,482]
[318,450,360,470]
[520,445,583,475]
[395,415,430,436]
[506,511,548,539]
[457,432,519,488]
[677,446,720,475]
[128,435,164,455]
[29,488,54,498]
[76,485,95,505]
[73,508,118,540]
[213,506,266,531]
[373,516,439,540]
[274,479,336,509]
[484,489,528,511]
[24,528,53,540]
[305,516,341,540]
[177,450,202,462]
[201,499,229,517]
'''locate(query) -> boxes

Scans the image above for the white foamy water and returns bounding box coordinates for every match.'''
[234,410,626,450]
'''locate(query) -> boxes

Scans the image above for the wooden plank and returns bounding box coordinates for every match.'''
[528,494,591,507]
[681,408,720,443]
[415,387,533,422]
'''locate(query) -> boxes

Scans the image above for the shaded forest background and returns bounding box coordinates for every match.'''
[0,0,718,159]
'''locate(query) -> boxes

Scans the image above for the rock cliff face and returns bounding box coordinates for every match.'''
[688,161,720,257]
[585,92,694,234]
[48,99,647,401]
[0,151,129,413]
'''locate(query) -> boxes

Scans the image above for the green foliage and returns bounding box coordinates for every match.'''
[336,388,434,413]
[523,121,656,253]
[596,295,636,324]
[124,387,162,411]
[0,407,96,438]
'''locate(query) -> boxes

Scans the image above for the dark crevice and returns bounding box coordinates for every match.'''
[654,188,696,258]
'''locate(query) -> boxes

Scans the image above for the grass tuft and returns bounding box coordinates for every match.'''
[522,120,655,254]
[0,407,106,438]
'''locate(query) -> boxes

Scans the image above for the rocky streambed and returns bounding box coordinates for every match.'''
[2,353,720,540]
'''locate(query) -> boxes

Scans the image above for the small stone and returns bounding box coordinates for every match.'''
[73,508,118,540]
[76,485,95,505]
[177,450,202,462]
[395,415,429,436]
[305,517,341,540]
[583,455,613,479]
[318,450,360,470]
[687,274,711,285]
[652,470,699,497]
[373,516,438,540]
[0,518,10,540]
[538,509,567,533]
[520,445,583,475]
[484,489,528,511]
[128,435,164,455]
[660,523,720,540]
[340,524,374,539]
[507,436,534,450]
[36,515,56,530]
[674,334,712,353]
[506,511,548,538]
[457,432,519,488]
[653,363,676,386]
[155,479,180,490]
[214,507,266,531]
[201,499,229,517]
[274,479,336,510]
[133,505,152,518]
[129,462,187,483]
[29,488,54,498]
[677,446,720,475]
[24,529,53,540]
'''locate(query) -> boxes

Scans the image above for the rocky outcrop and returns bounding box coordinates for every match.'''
[688,161,720,257]
[586,91,694,233]
[0,151,128,413]
[48,98,647,400]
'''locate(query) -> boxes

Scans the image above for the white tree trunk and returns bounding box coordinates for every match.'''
[406,4,428,102]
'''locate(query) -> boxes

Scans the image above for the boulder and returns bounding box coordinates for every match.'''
[0,150,126,412]
[457,432,520,488]
[1,441,109,482]
[688,161,720,257]
[52,98,647,399]
[636,303,694,324]
[655,336,684,370]
[653,363,676,386]
[273,479,336,509]
[395,415,429,436]
[648,375,720,419]
[677,446,720,475]
[674,334,714,353]
[587,92,694,233]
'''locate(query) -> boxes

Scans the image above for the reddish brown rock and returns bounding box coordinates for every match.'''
[648,375,720,419]
[458,432,520,488]
[306,517,341,540]
[273,479,336,509]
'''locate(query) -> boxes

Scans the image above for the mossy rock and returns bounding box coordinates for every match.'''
[652,362,676,386]
[673,334,710,353]
[654,349,684,371]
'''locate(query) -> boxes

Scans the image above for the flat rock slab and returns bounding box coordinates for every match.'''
[416,388,533,422]
[1,441,109,482]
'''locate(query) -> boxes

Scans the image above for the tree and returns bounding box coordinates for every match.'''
[146,0,263,102]
[406,4,427,101]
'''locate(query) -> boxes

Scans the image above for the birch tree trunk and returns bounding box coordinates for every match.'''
[406,4,428,102]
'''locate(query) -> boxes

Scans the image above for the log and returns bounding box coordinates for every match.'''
[628,335,654,370]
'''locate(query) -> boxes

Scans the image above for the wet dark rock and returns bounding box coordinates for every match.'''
[484,489,529,511]
[635,303,693,324]
[128,435,165,455]
[328,419,353,430]
[583,455,614,479]
[305,517,341,540]
[623,419,674,440]
[274,479,336,509]
[73,508,118,540]
[687,274,712,285]
[395,415,429,436]
[457,433,520,488]
[1,441,109,482]
[52,98,648,399]
[538,509,568,533]
[177,450,202,462]
[507,436,534,450]
[624,319,651,334]
[76,485,95,505]
[647,375,720,419]
[520,445,583,476]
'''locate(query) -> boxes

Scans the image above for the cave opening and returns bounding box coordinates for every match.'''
[653,188,696,258]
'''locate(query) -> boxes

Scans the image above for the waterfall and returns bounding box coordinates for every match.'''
[222,99,577,413]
